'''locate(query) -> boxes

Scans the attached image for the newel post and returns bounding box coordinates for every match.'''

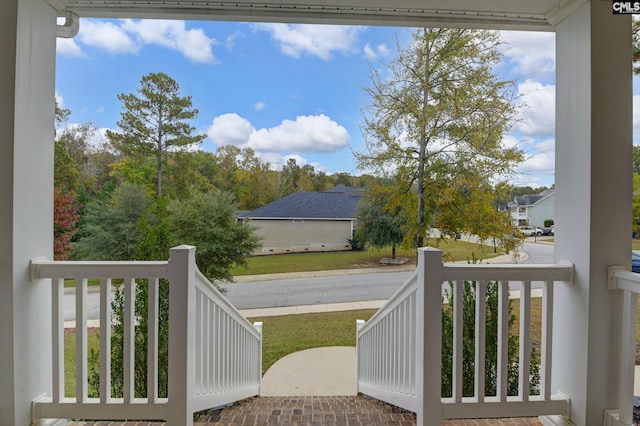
[416,247,443,425]
[167,245,197,425]
[355,319,366,394]
[253,322,263,395]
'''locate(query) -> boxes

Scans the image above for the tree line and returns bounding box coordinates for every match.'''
[53,74,373,265]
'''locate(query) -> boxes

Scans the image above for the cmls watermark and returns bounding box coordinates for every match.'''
[613,1,640,13]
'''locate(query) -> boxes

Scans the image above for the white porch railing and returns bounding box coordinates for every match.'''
[606,266,640,426]
[356,247,574,425]
[29,245,262,425]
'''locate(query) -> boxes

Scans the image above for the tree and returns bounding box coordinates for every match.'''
[168,190,261,282]
[88,197,172,398]
[165,150,220,198]
[107,72,205,196]
[355,185,406,258]
[55,99,70,128]
[278,158,303,198]
[53,187,82,260]
[55,122,100,193]
[235,148,278,210]
[72,183,152,260]
[357,28,523,247]
[634,18,640,74]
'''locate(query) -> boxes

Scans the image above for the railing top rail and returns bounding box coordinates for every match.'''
[443,262,574,283]
[609,266,640,293]
[194,270,261,338]
[30,258,170,280]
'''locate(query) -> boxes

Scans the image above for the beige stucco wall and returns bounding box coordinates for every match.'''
[251,219,355,254]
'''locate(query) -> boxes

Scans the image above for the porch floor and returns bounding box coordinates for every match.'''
[66,395,544,425]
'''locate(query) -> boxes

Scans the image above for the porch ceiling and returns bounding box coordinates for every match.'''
[56,0,586,30]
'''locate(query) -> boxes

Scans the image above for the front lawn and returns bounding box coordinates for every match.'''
[230,238,503,276]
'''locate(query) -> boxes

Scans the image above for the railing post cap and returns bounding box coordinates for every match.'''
[170,245,196,252]
[417,246,442,253]
[608,265,627,290]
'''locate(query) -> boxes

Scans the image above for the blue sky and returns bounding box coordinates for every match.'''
[55,19,622,189]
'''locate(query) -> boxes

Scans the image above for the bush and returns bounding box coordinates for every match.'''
[441,276,540,397]
[544,218,554,228]
[349,230,366,251]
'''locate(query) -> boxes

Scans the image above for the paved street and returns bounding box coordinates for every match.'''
[63,240,554,320]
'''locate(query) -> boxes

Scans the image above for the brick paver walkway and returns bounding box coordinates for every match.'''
[67,395,545,425]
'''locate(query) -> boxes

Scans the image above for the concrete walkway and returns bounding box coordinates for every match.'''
[261,347,357,396]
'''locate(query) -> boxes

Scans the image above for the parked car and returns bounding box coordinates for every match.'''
[519,225,543,237]
[632,252,640,272]
[541,226,555,236]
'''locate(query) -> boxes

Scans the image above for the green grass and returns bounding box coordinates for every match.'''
[64,310,377,388]
[248,309,377,373]
[64,278,101,288]
[66,302,544,387]
[64,329,100,397]
[230,239,504,276]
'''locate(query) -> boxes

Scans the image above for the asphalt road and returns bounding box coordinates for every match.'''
[219,269,414,310]
[64,240,554,320]
[220,240,554,310]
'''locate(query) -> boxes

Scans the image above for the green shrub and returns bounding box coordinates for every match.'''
[441,278,540,397]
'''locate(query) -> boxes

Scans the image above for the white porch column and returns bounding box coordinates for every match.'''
[550,2,632,425]
[0,0,58,424]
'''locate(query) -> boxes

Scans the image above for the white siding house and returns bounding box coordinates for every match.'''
[509,189,555,228]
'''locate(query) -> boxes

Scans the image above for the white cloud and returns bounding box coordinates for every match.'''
[501,31,556,79]
[78,20,138,55]
[261,153,309,170]
[254,102,266,111]
[56,38,86,57]
[251,115,349,153]
[514,138,555,184]
[516,79,555,137]
[253,24,362,60]
[501,134,521,150]
[207,113,255,148]
[363,43,390,60]
[226,31,244,50]
[121,20,218,63]
[55,91,64,108]
[207,113,349,154]
[68,19,217,63]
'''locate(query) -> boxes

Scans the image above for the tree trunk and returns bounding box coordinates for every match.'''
[156,132,162,196]
[416,29,430,248]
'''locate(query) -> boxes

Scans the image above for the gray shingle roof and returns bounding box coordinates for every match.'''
[510,188,555,207]
[246,186,363,219]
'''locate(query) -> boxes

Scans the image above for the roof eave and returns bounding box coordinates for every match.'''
[63,1,556,31]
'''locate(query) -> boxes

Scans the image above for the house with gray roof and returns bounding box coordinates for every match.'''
[508,188,555,227]
[243,185,363,254]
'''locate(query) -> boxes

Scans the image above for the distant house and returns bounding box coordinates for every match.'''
[243,185,363,255]
[508,188,555,227]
